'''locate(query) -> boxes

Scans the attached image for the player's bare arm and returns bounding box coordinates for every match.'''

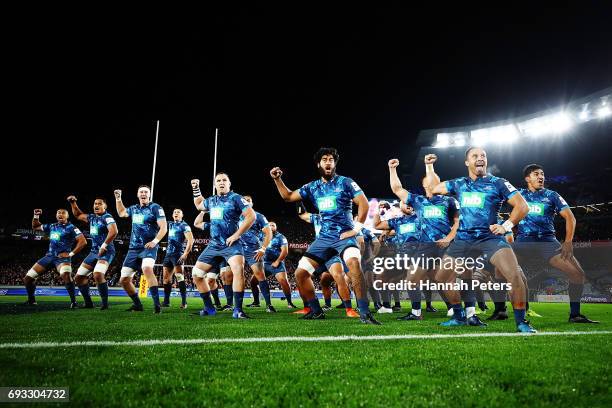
[388,159,409,202]
[270,167,302,202]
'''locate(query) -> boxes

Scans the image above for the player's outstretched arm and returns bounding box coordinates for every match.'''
[32,209,43,230]
[423,154,448,195]
[388,159,409,202]
[270,167,302,202]
[114,190,128,217]
[66,196,89,223]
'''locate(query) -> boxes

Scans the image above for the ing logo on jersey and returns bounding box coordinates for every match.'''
[423,205,445,218]
[90,225,99,236]
[317,196,338,211]
[132,214,145,224]
[527,202,545,216]
[460,192,485,208]
[399,223,416,234]
[210,207,224,220]
[50,232,61,241]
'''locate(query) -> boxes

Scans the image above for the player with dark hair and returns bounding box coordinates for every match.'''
[261,221,297,309]
[238,195,275,312]
[191,173,256,319]
[24,207,87,307]
[67,195,118,309]
[424,148,536,333]
[161,208,194,309]
[515,164,598,323]
[115,185,168,313]
[270,147,379,324]
[388,157,460,320]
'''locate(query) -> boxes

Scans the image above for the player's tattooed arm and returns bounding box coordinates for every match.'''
[66,195,88,223]
[423,154,447,195]
[32,209,43,230]
[559,207,577,260]
[270,167,302,202]
[114,190,128,217]
[388,159,409,202]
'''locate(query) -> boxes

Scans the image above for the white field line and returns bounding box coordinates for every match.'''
[1,331,611,349]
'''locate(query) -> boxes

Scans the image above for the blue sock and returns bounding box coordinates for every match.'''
[234,291,244,311]
[65,281,76,303]
[178,281,187,305]
[513,308,526,325]
[78,285,92,304]
[26,282,36,303]
[324,297,332,307]
[223,284,234,306]
[199,292,214,310]
[343,299,352,309]
[211,288,221,306]
[149,286,160,307]
[259,280,272,306]
[452,303,466,321]
[569,283,583,316]
[98,282,109,306]
[461,287,476,309]
[570,302,580,317]
[309,297,322,313]
[356,298,369,315]
[129,293,142,306]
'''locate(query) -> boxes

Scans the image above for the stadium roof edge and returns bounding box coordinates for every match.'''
[416,86,612,146]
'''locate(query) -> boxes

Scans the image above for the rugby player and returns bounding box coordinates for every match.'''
[161,209,194,309]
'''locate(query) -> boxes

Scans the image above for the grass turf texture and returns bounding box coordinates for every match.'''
[1,296,611,407]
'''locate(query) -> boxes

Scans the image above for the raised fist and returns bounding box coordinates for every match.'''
[33,209,42,216]
[66,195,77,202]
[270,167,283,179]
[113,190,122,200]
[424,154,437,165]
[388,159,400,169]
[191,179,200,189]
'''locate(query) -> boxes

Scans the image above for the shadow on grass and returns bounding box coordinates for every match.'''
[0,301,133,315]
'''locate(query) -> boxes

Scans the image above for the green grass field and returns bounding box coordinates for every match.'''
[1,296,611,407]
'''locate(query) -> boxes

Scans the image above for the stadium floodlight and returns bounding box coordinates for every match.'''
[518,112,573,137]
[470,124,518,145]
[434,132,468,148]
[435,133,450,148]
[579,104,590,122]
[598,106,611,118]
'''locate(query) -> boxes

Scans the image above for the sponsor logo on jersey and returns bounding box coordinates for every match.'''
[399,223,416,234]
[210,207,224,220]
[460,192,486,208]
[317,196,338,211]
[132,214,145,224]
[50,232,61,241]
[423,205,445,218]
[527,202,545,216]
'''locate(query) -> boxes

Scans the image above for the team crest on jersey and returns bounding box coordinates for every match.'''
[317,196,338,211]
[460,192,485,208]
[50,232,61,241]
[527,202,545,216]
[423,205,445,218]
[132,214,145,224]
[210,207,224,220]
[399,223,416,234]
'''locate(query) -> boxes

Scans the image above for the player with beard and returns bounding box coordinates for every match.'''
[424,149,536,333]
[515,164,598,324]
[191,173,256,319]
[67,196,118,309]
[161,209,194,309]
[24,208,87,307]
[115,185,167,313]
[270,147,379,324]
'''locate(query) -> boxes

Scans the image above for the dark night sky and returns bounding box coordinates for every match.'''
[3,4,612,226]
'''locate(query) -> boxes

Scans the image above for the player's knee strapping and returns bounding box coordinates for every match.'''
[77,266,92,276]
[59,265,72,275]
[26,269,39,279]
[192,267,206,278]
[175,272,185,282]
[298,257,316,274]
[120,267,136,278]
[342,247,361,263]
[93,263,109,274]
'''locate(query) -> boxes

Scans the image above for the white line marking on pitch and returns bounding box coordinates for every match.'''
[1,331,611,349]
